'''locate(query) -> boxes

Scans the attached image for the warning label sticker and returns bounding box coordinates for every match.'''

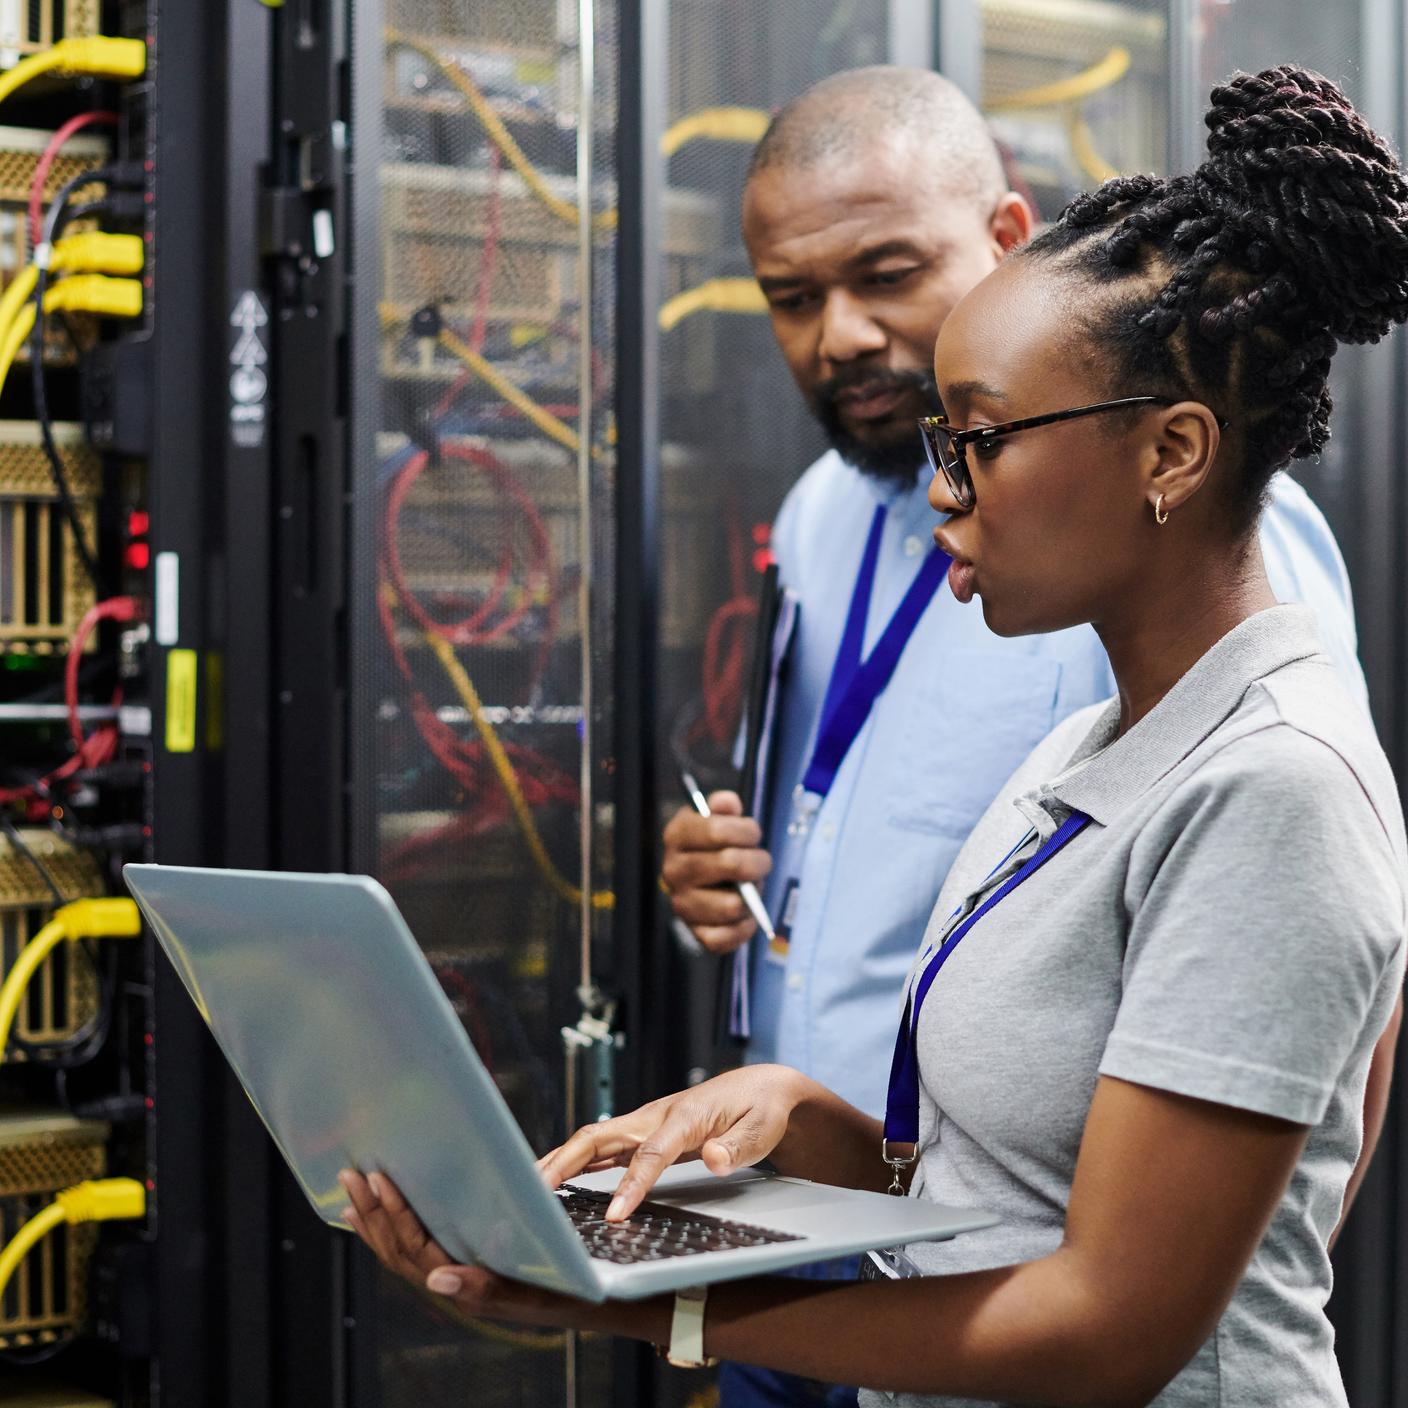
[229,290,269,448]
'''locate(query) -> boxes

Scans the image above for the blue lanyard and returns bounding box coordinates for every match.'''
[800,505,950,801]
[883,810,1092,1148]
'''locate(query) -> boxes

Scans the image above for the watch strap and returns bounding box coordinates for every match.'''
[664,1284,716,1368]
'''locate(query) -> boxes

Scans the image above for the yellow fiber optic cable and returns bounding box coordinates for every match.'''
[660,106,769,158]
[0,273,143,397]
[0,898,141,1056]
[0,303,38,390]
[418,622,613,911]
[0,36,146,106]
[986,47,1132,186]
[985,47,1132,112]
[43,272,144,319]
[1067,113,1119,184]
[658,277,767,332]
[0,1178,146,1304]
[437,325,583,455]
[385,29,616,232]
[0,233,145,351]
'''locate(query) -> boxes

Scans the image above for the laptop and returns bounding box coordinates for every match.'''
[123,864,996,1303]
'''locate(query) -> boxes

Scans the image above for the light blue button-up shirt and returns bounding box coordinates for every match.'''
[746,451,1368,1118]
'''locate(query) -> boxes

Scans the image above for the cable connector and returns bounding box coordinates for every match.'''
[52,37,148,81]
[51,231,144,276]
[0,37,147,108]
[45,273,143,319]
[0,898,141,1057]
[57,822,149,851]
[91,189,147,224]
[55,1177,146,1225]
[54,897,141,940]
[0,1176,145,1305]
[98,159,145,190]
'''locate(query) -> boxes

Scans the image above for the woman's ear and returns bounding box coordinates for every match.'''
[1145,402,1221,518]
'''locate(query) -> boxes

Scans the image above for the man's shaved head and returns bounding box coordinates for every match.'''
[740,66,1029,485]
[748,66,1007,213]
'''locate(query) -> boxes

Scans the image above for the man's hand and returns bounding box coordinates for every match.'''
[661,789,772,954]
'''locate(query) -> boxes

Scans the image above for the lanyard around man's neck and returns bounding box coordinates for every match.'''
[799,504,950,802]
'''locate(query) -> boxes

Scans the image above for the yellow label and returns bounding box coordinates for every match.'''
[165,649,197,753]
[205,651,224,751]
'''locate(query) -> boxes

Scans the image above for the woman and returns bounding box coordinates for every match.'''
[342,66,1407,1406]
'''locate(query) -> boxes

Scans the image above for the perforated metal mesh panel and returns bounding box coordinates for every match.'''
[655,0,888,800]
[0,421,100,654]
[651,6,887,1400]
[0,829,102,1052]
[0,0,101,54]
[979,0,1169,219]
[0,1112,106,1349]
[354,0,618,1402]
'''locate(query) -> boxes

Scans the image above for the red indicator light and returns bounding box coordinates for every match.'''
[127,510,149,536]
[125,542,151,571]
[751,521,771,545]
[752,547,774,574]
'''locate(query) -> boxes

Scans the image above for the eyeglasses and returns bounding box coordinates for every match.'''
[919,396,1181,509]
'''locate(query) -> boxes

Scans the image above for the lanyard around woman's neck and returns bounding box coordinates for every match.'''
[881,810,1092,1192]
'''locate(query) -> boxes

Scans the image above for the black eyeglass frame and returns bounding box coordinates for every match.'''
[918,396,1228,508]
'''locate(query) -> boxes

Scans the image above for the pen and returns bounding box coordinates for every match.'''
[679,769,776,942]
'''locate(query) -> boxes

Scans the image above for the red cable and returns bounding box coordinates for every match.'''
[0,596,135,806]
[376,558,575,813]
[29,111,119,248]
[66,597,141,751]
[384,445,555,658]
[697,503,757,745]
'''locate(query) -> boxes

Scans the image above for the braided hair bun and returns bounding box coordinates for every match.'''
[1024,65,1408,524]
[1200,66,1408,343]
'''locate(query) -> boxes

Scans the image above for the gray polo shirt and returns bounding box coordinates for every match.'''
[860,606,1406,1408]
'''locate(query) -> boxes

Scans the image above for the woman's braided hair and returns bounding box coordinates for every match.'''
[1021,65,1408,527]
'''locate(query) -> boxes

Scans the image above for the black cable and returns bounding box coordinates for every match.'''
[29,166,111,586]
[0,1334,76,1366]
[8,940,114,1068]
[0,812,65,904]
[0,812,116,1067]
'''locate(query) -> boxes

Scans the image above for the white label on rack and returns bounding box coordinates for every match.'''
[155,551,180,646]
[119,705,153,738]
[312,208,335,259]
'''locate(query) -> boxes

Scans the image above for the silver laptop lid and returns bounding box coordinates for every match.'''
[124,864,602,1300]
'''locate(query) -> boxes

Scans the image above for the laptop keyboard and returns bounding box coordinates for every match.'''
[559,1186,803,1264]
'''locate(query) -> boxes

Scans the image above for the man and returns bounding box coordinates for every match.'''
[661,68,1390,1408]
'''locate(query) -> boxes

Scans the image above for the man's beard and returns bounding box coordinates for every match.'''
[811,366,943,488]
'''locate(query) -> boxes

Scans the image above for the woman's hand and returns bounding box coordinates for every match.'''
[338,1169,600,1332]
[539,1064,811,1220]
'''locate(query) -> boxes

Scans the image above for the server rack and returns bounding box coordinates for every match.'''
[0,2,1387,1407]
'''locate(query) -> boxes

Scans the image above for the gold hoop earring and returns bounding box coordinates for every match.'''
[1154,494,1169,526]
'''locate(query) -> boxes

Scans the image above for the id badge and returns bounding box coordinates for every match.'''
[766,877,800,965]
[858,1246,924,1281]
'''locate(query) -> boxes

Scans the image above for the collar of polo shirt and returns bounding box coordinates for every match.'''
[1037,605,1326,827]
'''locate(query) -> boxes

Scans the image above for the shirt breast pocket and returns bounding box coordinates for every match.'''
[887,651,1063,841]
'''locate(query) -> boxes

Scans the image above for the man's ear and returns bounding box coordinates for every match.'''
[990,193,1034,258]
[1145,402,1222,517]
